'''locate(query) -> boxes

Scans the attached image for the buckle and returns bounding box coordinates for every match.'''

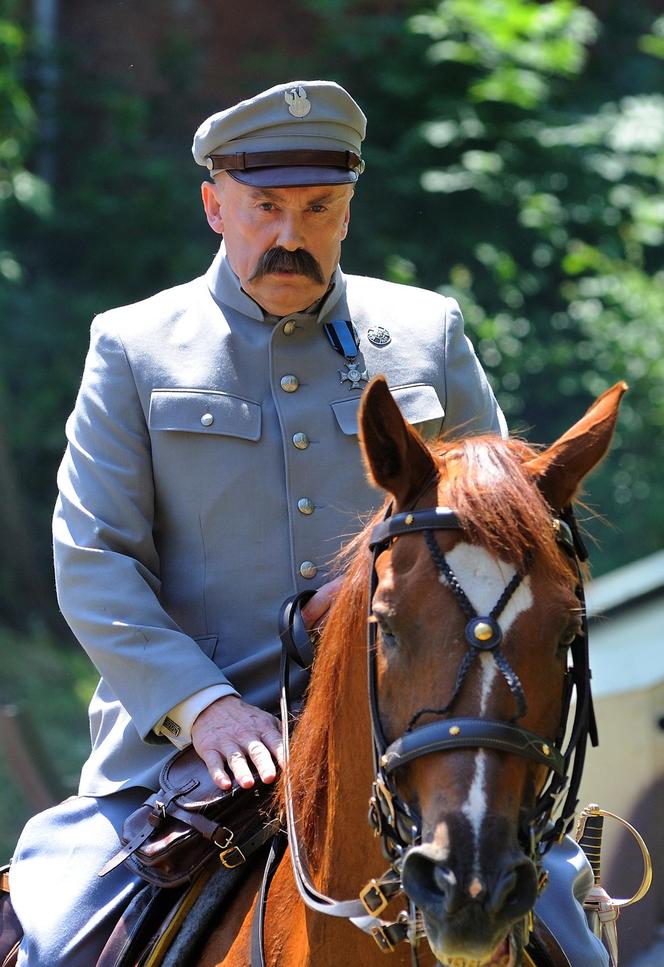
[219,845,247,869]
[213,826,234,850]
[371,925,397,953]
[360,879,389,916]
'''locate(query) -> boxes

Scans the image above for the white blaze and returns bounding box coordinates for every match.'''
[442,543,534,874]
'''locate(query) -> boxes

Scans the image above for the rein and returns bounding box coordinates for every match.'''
[256,498,597,962]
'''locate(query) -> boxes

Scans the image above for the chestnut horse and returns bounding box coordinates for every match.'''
[198,377,625,967]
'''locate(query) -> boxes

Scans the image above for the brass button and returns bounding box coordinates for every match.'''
[200,413,214,427]
[283,320,296,335]
[299,561,318,579]
[280,374,299,393]
[297,498,315,516]
[292,432,309,450]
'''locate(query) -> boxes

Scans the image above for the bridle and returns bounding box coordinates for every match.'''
[362,500,597,941]
[263,492,598,962]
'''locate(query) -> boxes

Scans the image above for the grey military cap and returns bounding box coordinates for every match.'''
[192,80,366,188]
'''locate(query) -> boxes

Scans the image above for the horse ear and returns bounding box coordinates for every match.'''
[359,376,437,507]
[524,382,627,510]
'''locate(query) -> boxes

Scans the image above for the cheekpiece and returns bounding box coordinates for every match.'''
[192,80,367,188]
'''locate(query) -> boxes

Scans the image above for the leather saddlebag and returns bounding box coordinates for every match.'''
[102,745,277,889]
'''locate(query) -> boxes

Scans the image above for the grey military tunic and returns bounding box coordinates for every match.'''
[51,243,504,796]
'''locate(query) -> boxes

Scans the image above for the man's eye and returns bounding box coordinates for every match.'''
[309,205,326,213]
[259,202,275,212]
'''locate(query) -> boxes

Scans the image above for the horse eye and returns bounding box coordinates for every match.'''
[373,613,398,647]
[559,625,580,648]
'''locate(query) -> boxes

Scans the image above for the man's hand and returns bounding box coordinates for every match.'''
[191,695,283,791]
[301,575,344,632]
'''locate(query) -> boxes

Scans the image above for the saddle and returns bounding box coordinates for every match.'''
[94,744,279,967]
[101,743,278,889]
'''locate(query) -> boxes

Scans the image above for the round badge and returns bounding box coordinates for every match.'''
[367,327,391,347]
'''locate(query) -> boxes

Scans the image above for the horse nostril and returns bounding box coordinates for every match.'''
[433,864,458,896]
[402,849,462,915]
[486,857,537,918]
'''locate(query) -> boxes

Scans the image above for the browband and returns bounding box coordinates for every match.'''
[370,507,461,547]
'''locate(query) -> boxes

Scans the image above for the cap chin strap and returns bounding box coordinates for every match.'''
[206,148,364,173]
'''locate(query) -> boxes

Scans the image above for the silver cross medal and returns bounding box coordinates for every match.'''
[339,358,369,390]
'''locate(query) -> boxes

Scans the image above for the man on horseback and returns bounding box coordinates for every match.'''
[4,80,607,966]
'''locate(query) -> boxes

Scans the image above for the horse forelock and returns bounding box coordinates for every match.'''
[432,435,574,583]
[277,434,579,861]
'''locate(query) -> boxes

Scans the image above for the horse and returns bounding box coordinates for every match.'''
[196,376,625,967]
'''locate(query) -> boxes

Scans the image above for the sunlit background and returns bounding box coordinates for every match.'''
[1,0,663,961]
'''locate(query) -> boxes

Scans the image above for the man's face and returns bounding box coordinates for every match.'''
[202,174,353,316]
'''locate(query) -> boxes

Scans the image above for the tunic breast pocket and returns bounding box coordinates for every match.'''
[148,389,263,504]
[148,388,262,440]
[330,383,444,441]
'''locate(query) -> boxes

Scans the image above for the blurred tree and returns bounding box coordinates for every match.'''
[298,0,664,573]
[1,0,663,637]
[0,0,55,627]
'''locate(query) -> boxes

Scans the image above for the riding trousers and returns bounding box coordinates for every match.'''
[9,791,609,967]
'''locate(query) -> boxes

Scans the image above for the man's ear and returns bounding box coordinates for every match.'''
[340,191,352,241]
[201,180,224,235]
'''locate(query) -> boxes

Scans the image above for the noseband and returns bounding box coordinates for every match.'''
[273,497,597,960]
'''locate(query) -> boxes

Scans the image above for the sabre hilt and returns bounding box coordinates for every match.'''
[577,803,604,884]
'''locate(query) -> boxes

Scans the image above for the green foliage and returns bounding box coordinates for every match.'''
[300,0,664,573]
[0,627,96,857]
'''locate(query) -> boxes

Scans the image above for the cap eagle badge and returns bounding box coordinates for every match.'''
[285,86,311,118]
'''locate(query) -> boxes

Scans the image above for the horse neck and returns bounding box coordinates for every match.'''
[291,574,386,899]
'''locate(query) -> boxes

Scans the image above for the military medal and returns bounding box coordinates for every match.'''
[339,361,369,389]
[323,319,369,391]
[367,326,391,346]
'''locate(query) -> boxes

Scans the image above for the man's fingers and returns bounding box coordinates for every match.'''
[301,576,344,630]
[223,748,255,789]
[200,749,232,791]
[246,740,278,784]
[260,728,285,770]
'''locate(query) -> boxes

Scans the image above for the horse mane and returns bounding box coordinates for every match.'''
[276,433,580,860]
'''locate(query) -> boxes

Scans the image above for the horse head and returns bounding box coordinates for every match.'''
[358,377,626,967]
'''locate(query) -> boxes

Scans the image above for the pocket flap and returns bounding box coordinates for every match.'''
[331,383,444,436]
[149,389,261,441]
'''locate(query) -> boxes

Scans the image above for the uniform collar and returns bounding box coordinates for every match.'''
[205,242,348,326]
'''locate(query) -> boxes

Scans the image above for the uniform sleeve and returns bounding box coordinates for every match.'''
[442,298,508,438]
[53,316,239,742]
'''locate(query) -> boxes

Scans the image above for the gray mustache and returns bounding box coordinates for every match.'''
[250,247,324,284]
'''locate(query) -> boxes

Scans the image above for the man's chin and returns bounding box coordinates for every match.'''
[246,278,325,316]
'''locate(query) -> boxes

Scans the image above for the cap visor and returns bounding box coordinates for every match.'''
[227,166,358,188]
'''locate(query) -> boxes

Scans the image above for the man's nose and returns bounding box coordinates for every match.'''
[275,214,305,251]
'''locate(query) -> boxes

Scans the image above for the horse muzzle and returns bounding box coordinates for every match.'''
[401,842,537,964]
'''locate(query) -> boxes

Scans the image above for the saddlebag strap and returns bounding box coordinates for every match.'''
[100,744,275,888]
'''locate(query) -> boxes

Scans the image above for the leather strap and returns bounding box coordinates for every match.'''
[250,832,288,967]
[278,590,318,670]
[0,871,9,895]
[207,149,363,172]
[369,507,461,548]
[382,717,565,777]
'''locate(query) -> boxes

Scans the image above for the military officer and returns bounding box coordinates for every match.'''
[7,80,606,967]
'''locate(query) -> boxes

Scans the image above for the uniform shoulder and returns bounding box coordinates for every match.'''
[344,274,457,311]
[93,276,206,342]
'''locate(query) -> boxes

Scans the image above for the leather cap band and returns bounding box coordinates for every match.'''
[207,149,364,173]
